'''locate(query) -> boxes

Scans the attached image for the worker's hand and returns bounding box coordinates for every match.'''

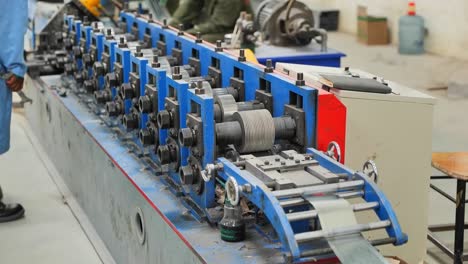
[6,75,24,92]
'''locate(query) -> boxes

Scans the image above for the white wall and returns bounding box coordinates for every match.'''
[304,0,468,60]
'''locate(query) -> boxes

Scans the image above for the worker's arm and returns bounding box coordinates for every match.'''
[0,0,28,79]
[187,0,243,34]
[169,0,204,27]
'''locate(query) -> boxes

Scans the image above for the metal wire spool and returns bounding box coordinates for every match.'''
[215,94,238,122]
[233,109,275,153]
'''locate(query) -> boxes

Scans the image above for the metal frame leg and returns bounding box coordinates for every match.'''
[454,180,466,264]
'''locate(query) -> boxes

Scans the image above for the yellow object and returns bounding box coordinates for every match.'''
[80,0,101,17]
[244,49,258,64]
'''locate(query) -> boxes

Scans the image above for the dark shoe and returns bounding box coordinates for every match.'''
[0,202,25,223]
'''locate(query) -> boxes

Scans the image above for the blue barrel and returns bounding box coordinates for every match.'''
[399,14,425,54]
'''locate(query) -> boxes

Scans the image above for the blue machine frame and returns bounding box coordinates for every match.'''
[90,30,105,90]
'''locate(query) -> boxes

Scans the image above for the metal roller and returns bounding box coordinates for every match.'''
[212,87,239,101]
[233,109,275,153]
[215,94,238,122]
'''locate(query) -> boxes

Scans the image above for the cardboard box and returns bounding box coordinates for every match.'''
[357,6,389,45]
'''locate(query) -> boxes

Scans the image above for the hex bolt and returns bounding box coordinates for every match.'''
[264,59,274,73]
[296,72,305,86]
[179,128,195,147]
[121,83,134,99]
[106,28,112,36]
[106,101,120,116]
[139,128,155,146]
[139,95,152,113]
[215,40,223,52]
[135,45,143,57]
[94,90,110,104]
[178,24,184,35]
[163,19,168,29]
[105,73,117,87]
[179,166,194,185]
[157,145,172,164]
[93,62,105,76]
[73,46,82,59]
[238,49,246,62]
[264,160,270,165]
[195,32,202,43]
[123,113,138,130]
[152,55,160,68]
[84,80,94,92]
[118,37,126,48]
[157,110,172,129]
[172,66,182,80]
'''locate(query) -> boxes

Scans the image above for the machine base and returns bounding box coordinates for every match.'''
[24,75,286,264]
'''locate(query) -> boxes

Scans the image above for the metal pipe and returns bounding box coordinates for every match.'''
[287,202,379,222]
[295,220,391,243]
[279,191,365,207]
[273,180,365,199]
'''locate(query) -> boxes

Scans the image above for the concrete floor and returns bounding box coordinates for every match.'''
[0,110,103,264]
[0,32,467,263]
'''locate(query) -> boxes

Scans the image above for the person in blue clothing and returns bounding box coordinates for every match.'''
[0,0,28,222]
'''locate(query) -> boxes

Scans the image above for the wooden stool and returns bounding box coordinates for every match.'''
[428,152,468,264]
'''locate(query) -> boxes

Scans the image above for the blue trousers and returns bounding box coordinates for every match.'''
[0,80,12,155]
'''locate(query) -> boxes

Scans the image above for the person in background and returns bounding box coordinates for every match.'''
[0,0,28,222]
[169,0,248,43]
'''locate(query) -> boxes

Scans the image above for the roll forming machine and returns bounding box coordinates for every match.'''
[29,10,408,263]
